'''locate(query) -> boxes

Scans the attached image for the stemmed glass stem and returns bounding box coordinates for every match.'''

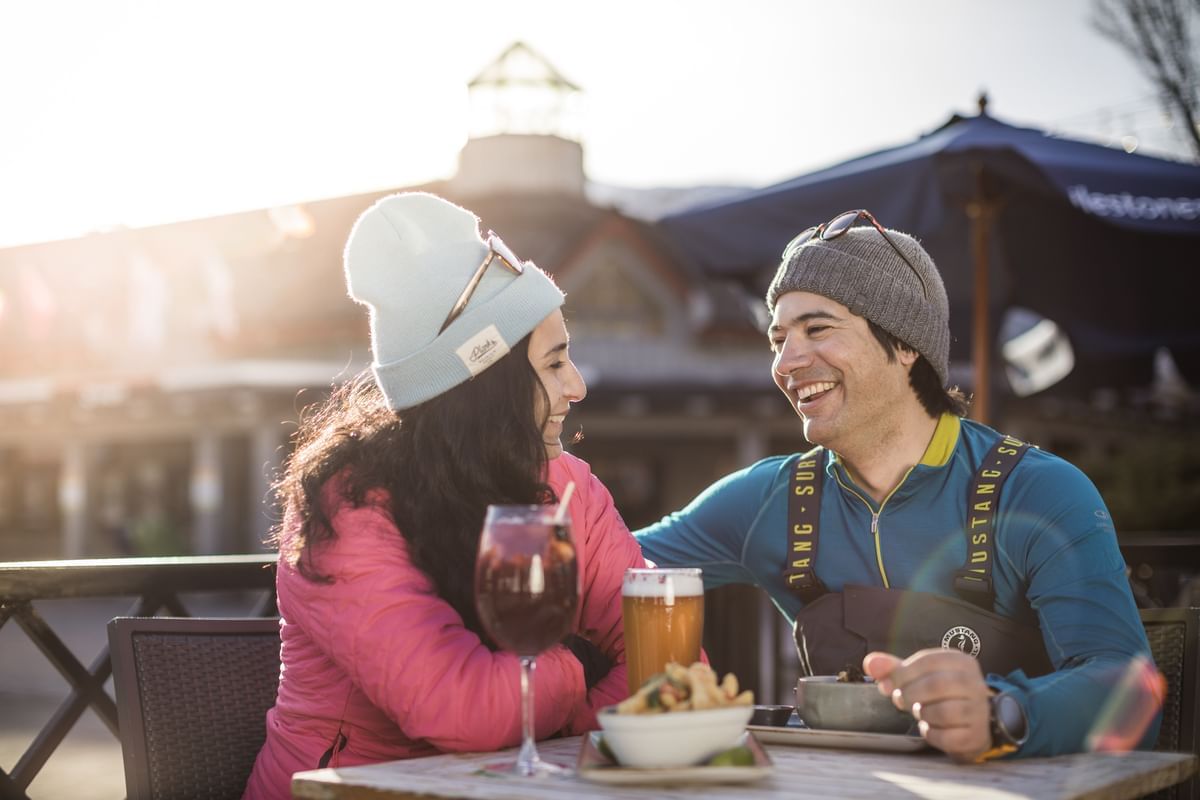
[516,655,540,776]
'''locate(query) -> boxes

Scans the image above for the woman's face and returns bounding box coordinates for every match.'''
[527,309,587,459]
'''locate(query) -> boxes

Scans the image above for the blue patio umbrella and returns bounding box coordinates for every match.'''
[659,108,1200,421]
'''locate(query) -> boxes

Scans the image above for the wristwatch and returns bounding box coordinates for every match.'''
[976,691,1028,761]
[990,691,1029,747]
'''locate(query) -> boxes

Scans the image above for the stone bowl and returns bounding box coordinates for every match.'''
[794,676,914,734]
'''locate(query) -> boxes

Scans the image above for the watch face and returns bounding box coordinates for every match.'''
[994,693,1028,745]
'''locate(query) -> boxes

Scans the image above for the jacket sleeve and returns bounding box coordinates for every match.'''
[634,458,784,588]
[285,498,587,753]
[988,458,1161,757]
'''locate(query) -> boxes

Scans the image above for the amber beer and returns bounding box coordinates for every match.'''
[622,568,704,695]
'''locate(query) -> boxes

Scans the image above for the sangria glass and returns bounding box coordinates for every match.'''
[474,504,579,776]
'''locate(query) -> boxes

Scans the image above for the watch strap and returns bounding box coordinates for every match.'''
[974,743,1018,763]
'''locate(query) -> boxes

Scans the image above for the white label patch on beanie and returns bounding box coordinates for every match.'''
[455,324,511,376]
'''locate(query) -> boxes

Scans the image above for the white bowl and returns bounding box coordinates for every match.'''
[596,704,753,768]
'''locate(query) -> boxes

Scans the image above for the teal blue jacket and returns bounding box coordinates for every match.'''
[636,414,1159,757]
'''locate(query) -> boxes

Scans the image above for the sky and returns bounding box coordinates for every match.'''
[0,0,1192,248]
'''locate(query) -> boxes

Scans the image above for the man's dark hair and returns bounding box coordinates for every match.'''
[273,335,551,650]
[867,320,970,418]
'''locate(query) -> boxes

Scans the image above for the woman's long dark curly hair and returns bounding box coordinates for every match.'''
[273,335,554,648]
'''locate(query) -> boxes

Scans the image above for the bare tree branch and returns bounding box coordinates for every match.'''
[1092,0,1200,160]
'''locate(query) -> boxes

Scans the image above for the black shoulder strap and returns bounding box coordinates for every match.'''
[785,448,830,605]
[953,434,1031,610]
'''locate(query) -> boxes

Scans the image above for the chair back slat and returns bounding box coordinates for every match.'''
[109,616,281,800]
[1141,607,1199,800]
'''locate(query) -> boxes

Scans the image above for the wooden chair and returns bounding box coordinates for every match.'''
[1142,607,1200,800]
[108,616,281,800]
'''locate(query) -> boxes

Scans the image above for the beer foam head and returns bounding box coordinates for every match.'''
[623,568,703,598]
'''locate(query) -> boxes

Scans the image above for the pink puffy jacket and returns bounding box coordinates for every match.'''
[243,453,645,799]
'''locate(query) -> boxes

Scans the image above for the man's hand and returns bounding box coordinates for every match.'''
[863,649,992,762]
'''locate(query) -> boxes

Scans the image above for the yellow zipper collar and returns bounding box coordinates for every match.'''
[824,413,959,590]
[825,412,959,473]
[919,412,961,468]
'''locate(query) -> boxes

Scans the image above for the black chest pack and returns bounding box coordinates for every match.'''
[785,435,1053,678]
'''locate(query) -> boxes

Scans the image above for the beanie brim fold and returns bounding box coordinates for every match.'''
[372,266,564,410]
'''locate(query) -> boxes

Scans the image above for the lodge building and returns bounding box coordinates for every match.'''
[0,43,797,564]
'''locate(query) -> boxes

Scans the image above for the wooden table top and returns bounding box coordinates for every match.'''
[291,735,1197,800]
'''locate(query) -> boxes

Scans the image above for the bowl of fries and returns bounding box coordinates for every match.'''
[597,662,754,768]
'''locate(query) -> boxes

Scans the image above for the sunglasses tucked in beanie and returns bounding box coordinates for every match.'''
[343,192,564,410]
[766,226,951,387]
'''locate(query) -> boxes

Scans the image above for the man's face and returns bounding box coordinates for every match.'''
[768,291,916,451]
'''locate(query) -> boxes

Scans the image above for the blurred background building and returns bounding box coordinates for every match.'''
[0,43,800,564]
[2,41,1197,567]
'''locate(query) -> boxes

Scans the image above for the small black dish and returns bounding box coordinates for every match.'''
[749,704,795,727]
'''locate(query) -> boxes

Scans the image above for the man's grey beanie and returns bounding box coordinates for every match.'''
[766,227,951,386]
[344,192,564,410]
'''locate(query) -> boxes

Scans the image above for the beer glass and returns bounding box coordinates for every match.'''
[475,505,579,776]
[621,567,704,695]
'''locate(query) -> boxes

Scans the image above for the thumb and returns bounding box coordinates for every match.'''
[862,652,902,687]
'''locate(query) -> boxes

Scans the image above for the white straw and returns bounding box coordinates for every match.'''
[552,481,576,526]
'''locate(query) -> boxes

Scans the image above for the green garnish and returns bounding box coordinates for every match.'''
[706,746,755,767]
[596,736,617,763]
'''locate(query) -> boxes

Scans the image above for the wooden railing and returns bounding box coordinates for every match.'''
[0,555,277,800]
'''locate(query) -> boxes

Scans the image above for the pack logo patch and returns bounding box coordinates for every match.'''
[941,625,982,658]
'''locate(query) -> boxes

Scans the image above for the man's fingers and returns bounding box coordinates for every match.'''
[884,649,984,700]
[863,651,902,695]
[921,721,991,763]
[869,649,993,762]
[910,698,981,728]
[889,648,983,684]
[863,651,902,678]
[893,667,988,708]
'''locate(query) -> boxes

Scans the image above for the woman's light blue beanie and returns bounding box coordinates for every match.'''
[343,192,564,410]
